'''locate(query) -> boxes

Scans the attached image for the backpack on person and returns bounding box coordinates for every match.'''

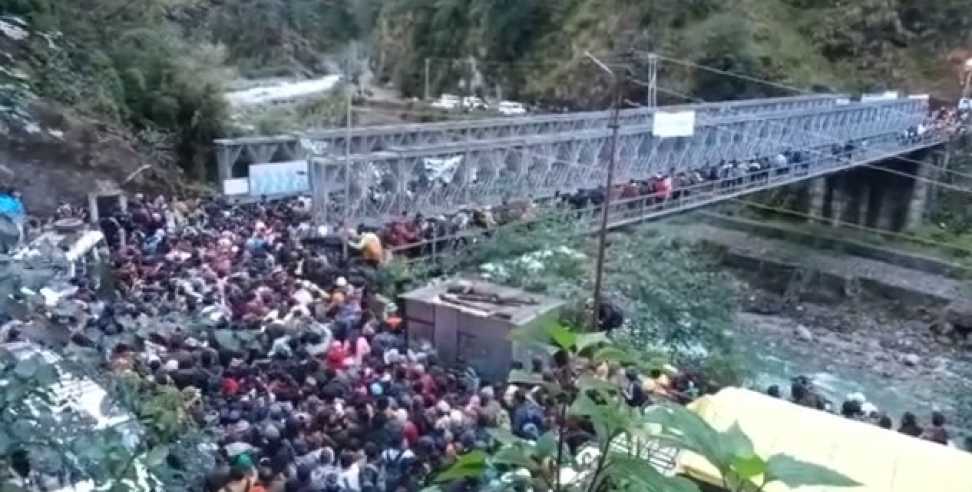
[381,448,409,491]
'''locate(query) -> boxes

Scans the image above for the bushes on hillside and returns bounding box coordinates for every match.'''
[7,0,230,178]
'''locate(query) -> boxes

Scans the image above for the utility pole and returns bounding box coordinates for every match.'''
[342,83,353,260]
[647,52,658,108]
[424,58,431,101]
[585,52,623,332]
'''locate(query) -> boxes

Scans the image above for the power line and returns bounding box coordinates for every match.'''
[731,198,972,260]
[648,53,818,96]
[856,163,972,196]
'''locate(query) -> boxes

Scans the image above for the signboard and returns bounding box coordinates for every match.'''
[222,178,249,196]
[249,160,309,197]
[908,94,930,101]
[652,111,696,138]
[835,98,851,106]
[861,91,899,103]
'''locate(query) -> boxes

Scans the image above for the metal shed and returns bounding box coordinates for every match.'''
[400,279,565,382]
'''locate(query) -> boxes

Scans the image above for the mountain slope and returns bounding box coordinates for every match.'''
[372,0,970,106]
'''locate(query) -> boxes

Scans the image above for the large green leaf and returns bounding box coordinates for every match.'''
[487,428,530,447]
[570,391,630,443]
[607,454,701,492]
[435,450,489,483]
[510,317,560,347]
[765,454,861,488]
[491,445,535,469]
[592,346,635,364]
[720,422,755,459]
[546,323,577,352]
[534,432,558,459]
[641,404,728,466]
[731,454,766,480]
[575,332,610,353]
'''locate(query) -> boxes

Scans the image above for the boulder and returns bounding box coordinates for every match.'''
[903,353,921,367]
[795,324,813,342]
[945,300,972,334]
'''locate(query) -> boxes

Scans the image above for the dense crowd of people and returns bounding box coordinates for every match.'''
[0,103,968,491]
[14,193,690,492]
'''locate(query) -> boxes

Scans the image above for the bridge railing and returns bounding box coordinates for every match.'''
[385,132,946,266]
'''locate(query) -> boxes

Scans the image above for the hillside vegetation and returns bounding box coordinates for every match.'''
[373,0,971,105]
[0,0,969,209]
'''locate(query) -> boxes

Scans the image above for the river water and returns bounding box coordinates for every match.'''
[733,312,972,440]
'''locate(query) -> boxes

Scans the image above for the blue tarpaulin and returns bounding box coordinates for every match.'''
[0,194,25,221]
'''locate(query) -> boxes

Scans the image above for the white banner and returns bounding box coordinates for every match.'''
[835,98,851,106]
[423,156,463,183]
[652,111,696,138]
[249,160,309,197]
[862,91,899,103]
[908,94,930,101]
[222,178,250,196]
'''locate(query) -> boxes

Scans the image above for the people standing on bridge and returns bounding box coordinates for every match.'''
[654,173,673,202]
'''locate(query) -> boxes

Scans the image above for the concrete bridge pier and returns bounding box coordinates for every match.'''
[800,146,945,233]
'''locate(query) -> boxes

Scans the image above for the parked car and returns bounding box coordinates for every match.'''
[497,100,528,116]
[431,94,461,110]
[462,96,489,111]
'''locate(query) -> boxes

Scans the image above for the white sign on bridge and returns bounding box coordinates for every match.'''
[652,110,696,138]
[249,160,309,197]
[861,91,899,103]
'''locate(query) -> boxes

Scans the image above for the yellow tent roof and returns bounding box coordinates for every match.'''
[678,387,972,492]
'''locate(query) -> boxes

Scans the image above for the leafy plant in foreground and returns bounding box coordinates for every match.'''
[427,323,860,492]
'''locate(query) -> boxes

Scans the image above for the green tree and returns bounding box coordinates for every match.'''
[7,0,229,177]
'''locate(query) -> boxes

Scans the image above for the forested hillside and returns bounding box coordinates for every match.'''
[1,0,969,209]
[372,0,971,105]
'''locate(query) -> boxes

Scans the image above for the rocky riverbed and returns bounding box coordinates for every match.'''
[680,220,972,443]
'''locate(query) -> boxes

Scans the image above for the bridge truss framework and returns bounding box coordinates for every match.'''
[306,97,931,224]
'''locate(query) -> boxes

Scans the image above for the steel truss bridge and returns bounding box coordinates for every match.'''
[214,93,940,226]
[213,94,844,180]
